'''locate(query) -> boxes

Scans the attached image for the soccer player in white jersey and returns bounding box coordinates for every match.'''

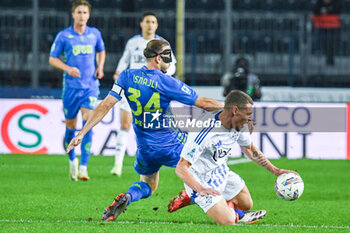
[110,12,177,176]
[175,90,297,225]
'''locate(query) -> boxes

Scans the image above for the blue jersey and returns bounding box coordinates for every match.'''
[109,66,199,146]
[50,26,105,89]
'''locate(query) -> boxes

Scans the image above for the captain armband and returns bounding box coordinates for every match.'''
[111,84,125,98]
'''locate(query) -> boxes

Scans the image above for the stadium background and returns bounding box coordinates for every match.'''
[0,0,349,159]
[1,1,350,232]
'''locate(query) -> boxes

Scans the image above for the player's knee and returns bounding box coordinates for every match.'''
[242,199,253,210]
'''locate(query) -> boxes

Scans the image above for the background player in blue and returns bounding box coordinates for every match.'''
[49,0,105,181]
[66,39,223,221]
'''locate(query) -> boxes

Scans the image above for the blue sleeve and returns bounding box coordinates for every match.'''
[108,71,126,100]
[160,76,199,105]
[95,29,105,52]
[49,31,64,58]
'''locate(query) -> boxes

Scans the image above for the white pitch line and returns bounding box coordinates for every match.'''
[227,157,251,165]
[0,219,349,229]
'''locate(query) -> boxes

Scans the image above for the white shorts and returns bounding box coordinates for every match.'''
[119,97,131,112]
[184,169,245,213]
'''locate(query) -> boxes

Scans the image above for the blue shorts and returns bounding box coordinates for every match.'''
[62,87,99,120]
[134,142,184,175]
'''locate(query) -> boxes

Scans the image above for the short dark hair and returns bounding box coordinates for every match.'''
[224,90,253,110]
[72,0,91,13]
[141,12,158,22]
[144,39,169,60]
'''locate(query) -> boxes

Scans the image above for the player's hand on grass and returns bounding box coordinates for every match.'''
[66,135,84,153]
[68,67,81,78]
[197,187,221,197]
[95,67,104,79]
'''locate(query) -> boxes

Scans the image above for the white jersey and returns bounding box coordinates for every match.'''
[116,34,177,75]
[180,111,251,184]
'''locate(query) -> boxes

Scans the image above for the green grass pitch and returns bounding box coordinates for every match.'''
[1,154,349,233]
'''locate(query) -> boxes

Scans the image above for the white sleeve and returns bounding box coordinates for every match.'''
[237,124,252,146]
[116,40,132,72]
[180,132,203,164]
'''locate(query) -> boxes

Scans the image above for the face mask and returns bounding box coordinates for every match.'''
[145,48,172,63]
[159,49,172,63]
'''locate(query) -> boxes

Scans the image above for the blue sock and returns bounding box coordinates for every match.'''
[235,208,246,219]
[80,121,92,166]
[126,182,152,205]
[64,127,76,161]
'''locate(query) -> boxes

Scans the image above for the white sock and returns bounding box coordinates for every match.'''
[79,165,87,172]
[114,129,129,165]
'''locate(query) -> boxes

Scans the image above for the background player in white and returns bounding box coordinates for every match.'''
[111,12,176,176]
[175,90,297,225]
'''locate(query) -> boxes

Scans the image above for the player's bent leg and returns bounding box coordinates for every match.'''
[111,109,132,176]
[229,185,253,211]
[168,190,193,213]
[102,174,156,221]
[228,185,266,224]
[207,198,237,225]
[140,172,159,194]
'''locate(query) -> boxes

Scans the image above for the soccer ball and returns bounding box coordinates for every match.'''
[275,172,304,201]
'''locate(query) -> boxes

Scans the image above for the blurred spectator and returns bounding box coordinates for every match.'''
[221,57,261,101]
[312,0,342,66]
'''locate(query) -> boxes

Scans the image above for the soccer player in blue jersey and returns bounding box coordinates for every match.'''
[49,0,105,181]
[66,39,223,221]
[111,12,177,177]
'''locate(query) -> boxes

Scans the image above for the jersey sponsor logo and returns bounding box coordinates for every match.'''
[212,147,231,162]
[72,45,93,56]
[67,34,74,38]
[181,85,191,95]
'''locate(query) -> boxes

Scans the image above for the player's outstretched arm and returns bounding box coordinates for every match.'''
[176,158,221,196]
[66,94,119,153]
[194,96,224,112]
[240,143,297,176]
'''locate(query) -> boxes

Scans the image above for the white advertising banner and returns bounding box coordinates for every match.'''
[0,99,349,159]
[0,99,137,156]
